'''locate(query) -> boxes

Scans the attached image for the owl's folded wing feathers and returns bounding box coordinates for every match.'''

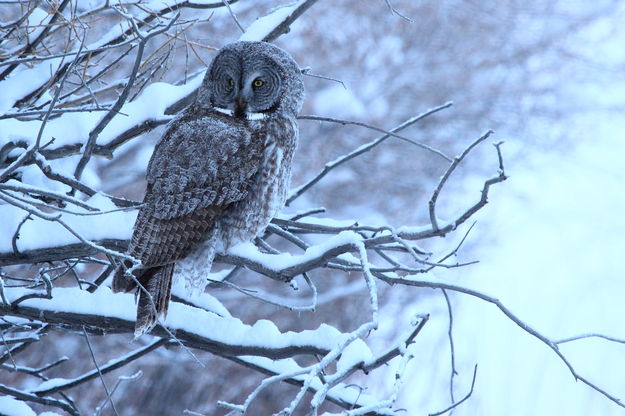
[115,113,264,285]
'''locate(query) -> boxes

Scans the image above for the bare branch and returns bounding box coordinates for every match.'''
[0,384,79,415]
[262,0,320,42]
[383,0,413,22]
[442,289,457,404]
[81,327,120,416]
[429,130,494,231]
[34,338,167,395]
[555,333,625,345]
[0,0,71,81]
[429,365,478,416]
[298,114,452,162]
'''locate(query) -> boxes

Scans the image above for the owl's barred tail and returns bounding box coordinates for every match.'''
[135,263,174,336]
[112,261,174,336]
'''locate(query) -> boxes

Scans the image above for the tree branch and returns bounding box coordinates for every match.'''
[0,302,332,358]
[0,384,78,415]
[262,0,320,42]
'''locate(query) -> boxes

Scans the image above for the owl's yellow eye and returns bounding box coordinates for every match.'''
[253,78,264,88]
[227,78,234,87]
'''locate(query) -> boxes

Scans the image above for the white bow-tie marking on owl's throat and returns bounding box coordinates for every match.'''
[213,107,266,120]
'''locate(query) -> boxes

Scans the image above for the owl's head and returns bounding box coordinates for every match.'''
[197,41,304,119]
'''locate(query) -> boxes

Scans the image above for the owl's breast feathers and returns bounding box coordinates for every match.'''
[217,114,298,248]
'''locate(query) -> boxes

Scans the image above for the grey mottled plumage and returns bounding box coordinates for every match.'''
[112,41,304,335]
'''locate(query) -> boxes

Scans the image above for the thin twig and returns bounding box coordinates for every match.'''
[82,326,120,416]
[222,0,244,33]
[301,67,346,89]
[442,289,457,404]
[429,365,478,416]
[34,338,168,395]
[383,0,413,22]
[555,333,625,345]
[428,130,493,231]
[299,114,452,162]
[95,371,143,416]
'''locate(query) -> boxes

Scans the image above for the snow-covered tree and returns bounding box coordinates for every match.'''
[1,1,624,415]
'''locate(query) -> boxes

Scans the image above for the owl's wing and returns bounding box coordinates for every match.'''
[128,114,264,268]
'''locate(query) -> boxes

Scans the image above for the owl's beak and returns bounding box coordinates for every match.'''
[234,97,248,118]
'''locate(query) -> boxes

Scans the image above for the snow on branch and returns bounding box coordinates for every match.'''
[240,0,319,42]
[2,286,348,358]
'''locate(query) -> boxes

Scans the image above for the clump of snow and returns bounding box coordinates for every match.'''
[0,396,36,416]
[336,338,373,373]
[166,296,349,351]
[246,319,282,344]
[227,230,363,272]
[4,286,137,321]
[0,57,63,115]
[171,275,231,317]
[294,323,344,347]
[0,192,137,253]
[239,1,308,42]
[31,378,70,393]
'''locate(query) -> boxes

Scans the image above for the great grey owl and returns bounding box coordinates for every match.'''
[112,41,304,335]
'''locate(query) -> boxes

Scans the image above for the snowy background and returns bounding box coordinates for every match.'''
[398,130,625,415]
[2,0,625,415]
[426,11,625,414]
